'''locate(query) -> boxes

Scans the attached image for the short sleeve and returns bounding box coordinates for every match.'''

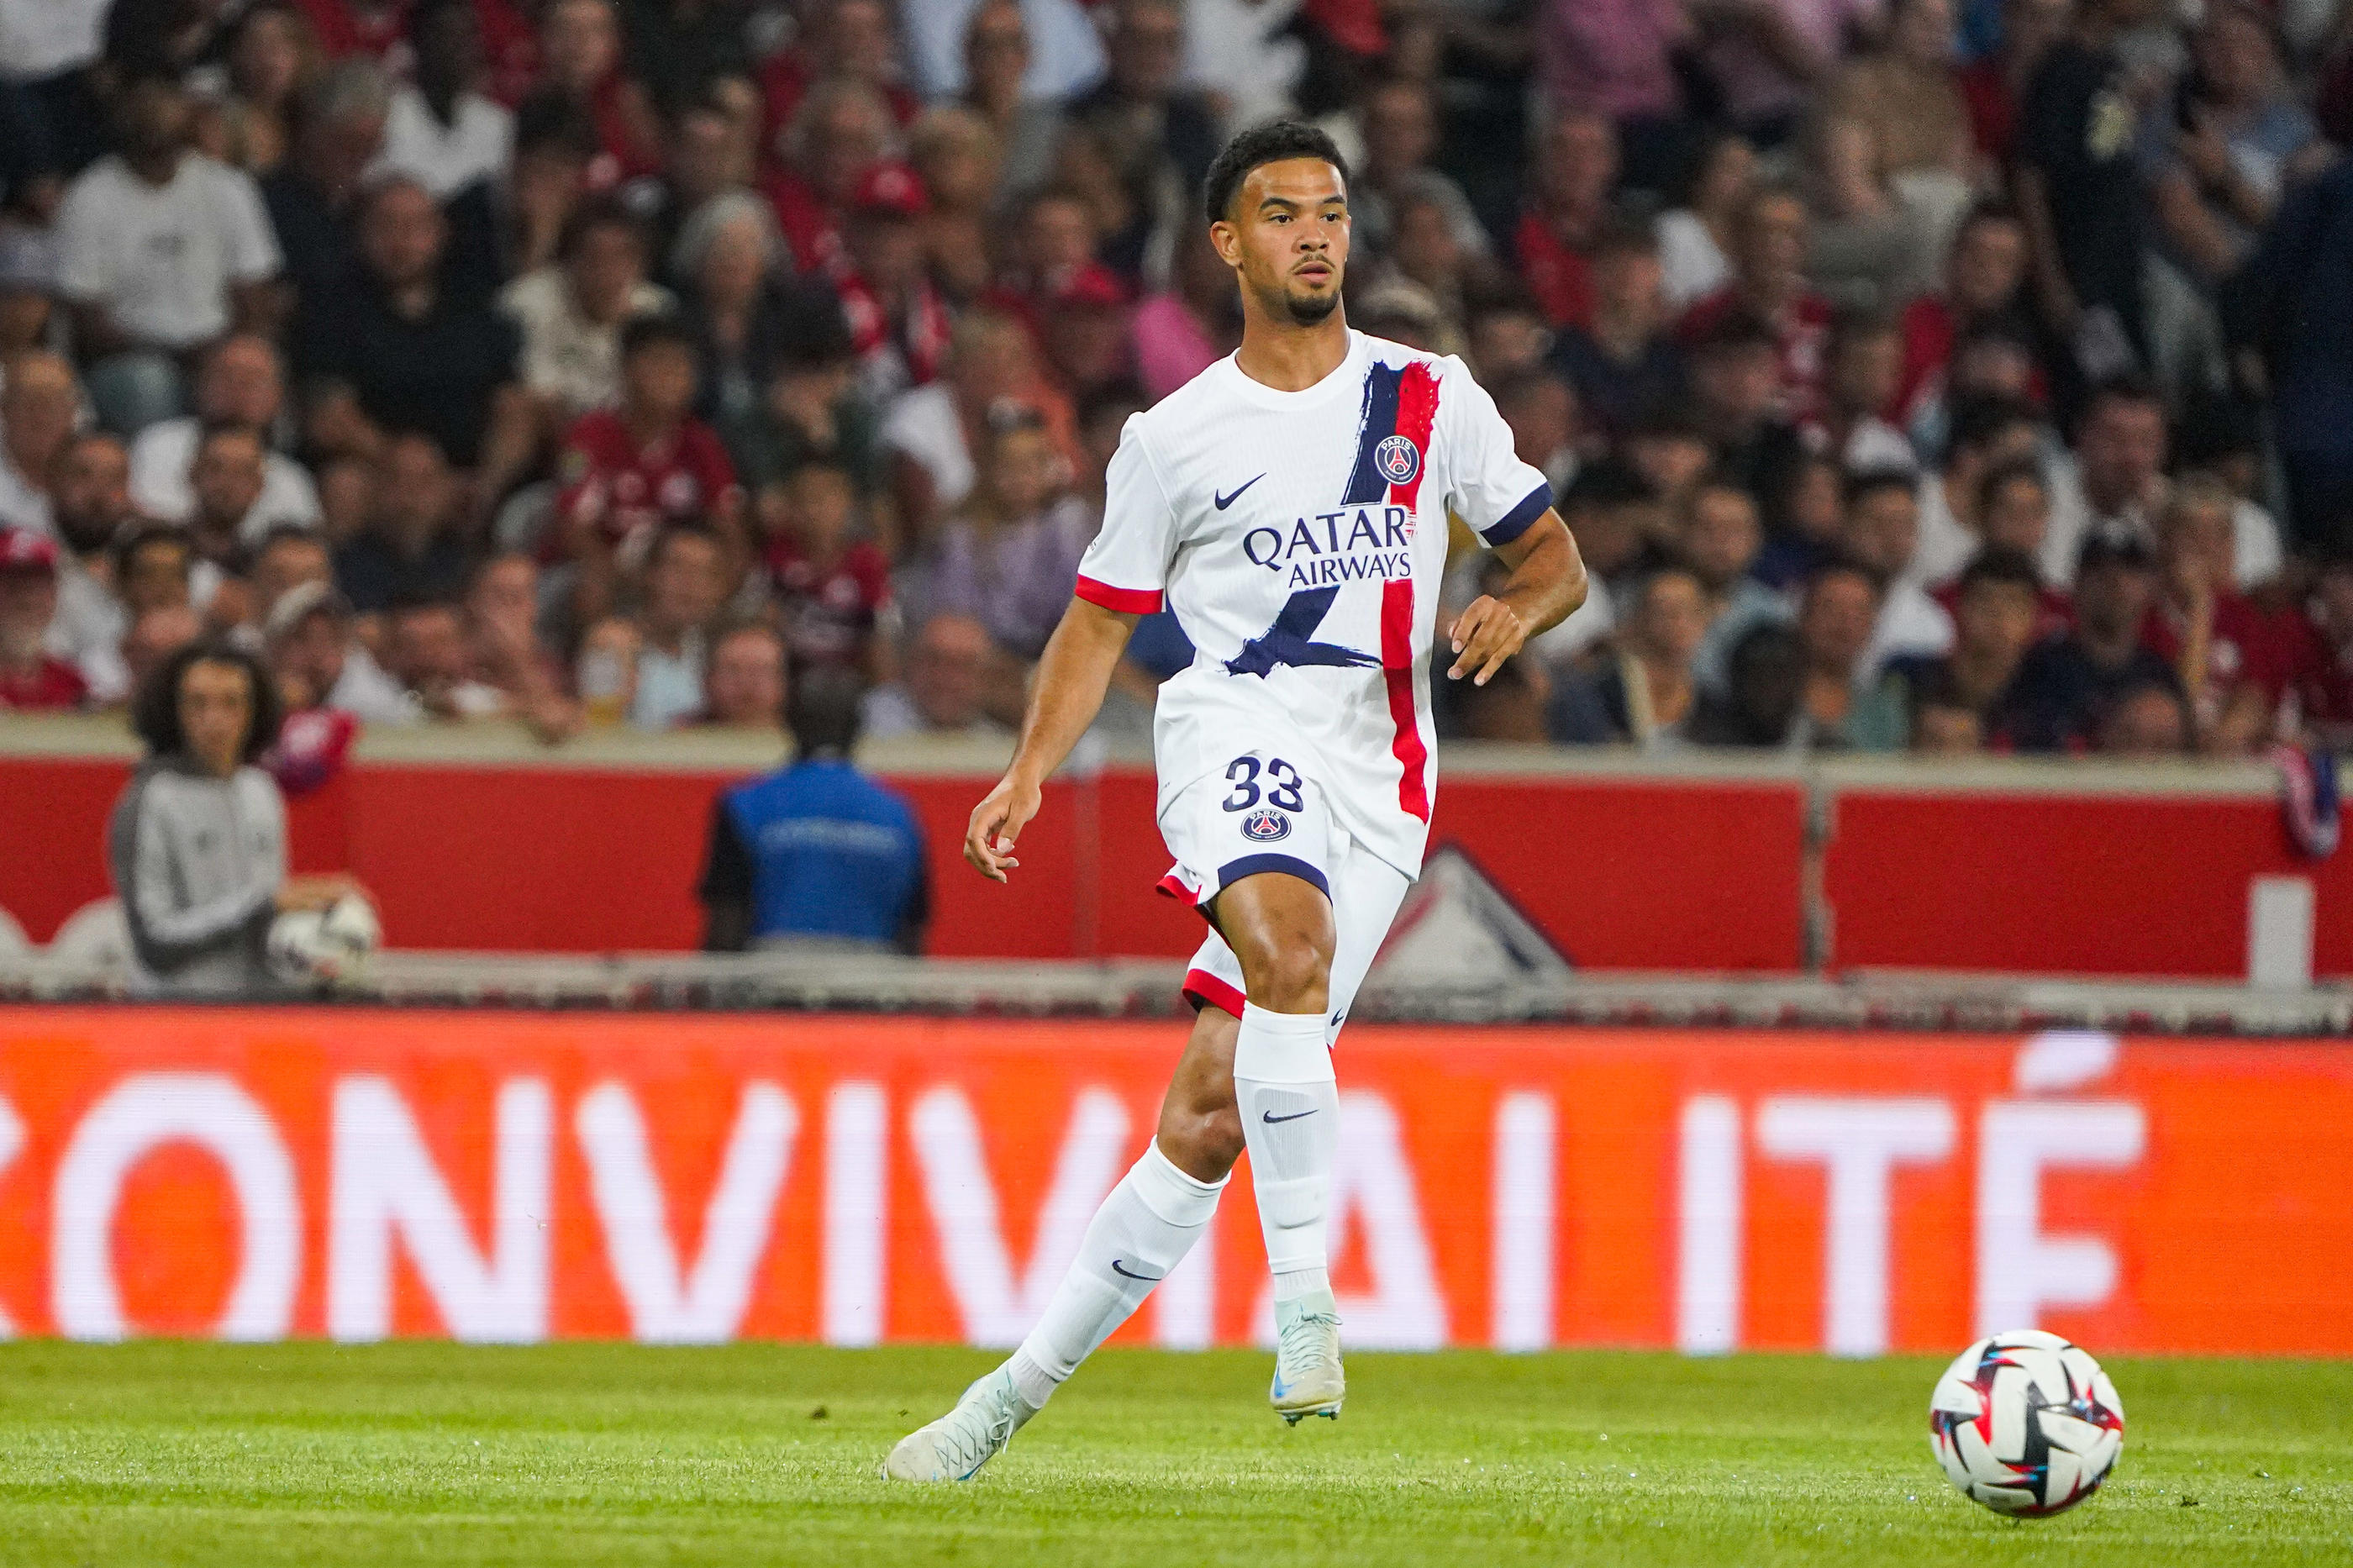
[1438,357,1553,547]
[1073,416,1176,613]
[218,166,282,282]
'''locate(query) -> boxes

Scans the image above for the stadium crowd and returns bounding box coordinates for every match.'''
[0,0,2350,768]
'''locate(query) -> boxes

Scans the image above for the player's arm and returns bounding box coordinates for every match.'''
[1447,510,1587,686]
[964,597,1140,881]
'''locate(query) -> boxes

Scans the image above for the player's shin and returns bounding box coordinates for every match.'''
[1005,1142,1226,1409]
[1232,1002,1340,1303]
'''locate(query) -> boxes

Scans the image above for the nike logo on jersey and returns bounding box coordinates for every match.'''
[1213,474,1266,509]
[1262,1108,1319,1124]
[1109,1258,1163,1281]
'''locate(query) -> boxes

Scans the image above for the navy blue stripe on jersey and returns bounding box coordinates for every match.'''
[1216,852,1331,899]
[1480,481,1553,546]
[1224,360,1406,679]
[1340,362,1406,506]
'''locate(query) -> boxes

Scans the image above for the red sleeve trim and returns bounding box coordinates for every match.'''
[1075,575,1163,614]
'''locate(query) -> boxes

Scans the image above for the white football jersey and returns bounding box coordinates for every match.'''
[1077,330,1550,878]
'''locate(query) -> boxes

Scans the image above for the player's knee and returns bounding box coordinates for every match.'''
[1242,935,1333,1013]
[1158,1102,1244,1179]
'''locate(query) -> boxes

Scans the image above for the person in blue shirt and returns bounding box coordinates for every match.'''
[697,666,930,953]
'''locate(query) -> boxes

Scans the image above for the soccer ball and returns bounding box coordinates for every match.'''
[267,895,382,986]
[1929,1329,2124,1517]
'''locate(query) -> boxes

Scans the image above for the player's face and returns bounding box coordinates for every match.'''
[1213,159,1350,328]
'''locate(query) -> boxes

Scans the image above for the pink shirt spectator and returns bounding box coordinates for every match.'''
[1539,0,1684,121]
[1702,0,1882,125]
[1129,293,1222,404]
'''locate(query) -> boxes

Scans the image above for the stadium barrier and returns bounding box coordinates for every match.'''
[3,1007,2348,1357]
[3,719,2345,980]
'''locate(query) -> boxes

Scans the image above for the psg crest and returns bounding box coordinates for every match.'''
[1374,434,1420,486]
[1240,808,1292,843]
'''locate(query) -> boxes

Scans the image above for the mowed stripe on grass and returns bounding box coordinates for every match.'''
[0,1342,2346,1566]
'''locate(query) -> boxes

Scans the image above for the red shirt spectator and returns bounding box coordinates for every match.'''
[292,0,412,65]
[761,457,892,675]
[1932,576,2074,642]
[0,529,87,712]
[476,0,540,104]
[1514,111,1619,331]
[1682,286,1834,426]
[554,408,741,563]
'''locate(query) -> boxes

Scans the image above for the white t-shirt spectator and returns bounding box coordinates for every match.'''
[902,0,1105,101]
[1656,209,1731,311]
[1862,576,1954,684]
[2042,456,2285,590]
[45,552,129,704]
[54,154,281,350]
[372,86,513,201]
[498,267,673,422]
[630,630,706,731]
[880,382,976,517]
[0,0,108,78]
[0,449,45,536]
[127,417,322,544]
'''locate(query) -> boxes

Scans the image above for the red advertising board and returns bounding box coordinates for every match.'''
[1,1008,2345,1358]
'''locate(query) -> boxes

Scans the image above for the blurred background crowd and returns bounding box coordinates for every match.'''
[2,0,2351,771]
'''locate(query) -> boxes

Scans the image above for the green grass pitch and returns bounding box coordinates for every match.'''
[1,1341,2347,1565]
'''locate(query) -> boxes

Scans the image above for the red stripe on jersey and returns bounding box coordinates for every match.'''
[1387,361,1441,513]
[1381,577,1429,822]
[1374,361,1438,822]
[1076,575,1163,614]
[1182,966,1247,1017]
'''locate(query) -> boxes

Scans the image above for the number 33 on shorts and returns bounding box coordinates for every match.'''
[1160,751,1337,907]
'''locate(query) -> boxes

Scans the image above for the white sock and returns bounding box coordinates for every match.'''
[1233,1002,1340,1307]
[1007,1142,1225,1408]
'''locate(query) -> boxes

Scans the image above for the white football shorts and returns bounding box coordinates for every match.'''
[1155,749,1412,1043]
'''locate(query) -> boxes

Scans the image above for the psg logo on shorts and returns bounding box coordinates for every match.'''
[1240,808,1292,843]
[1374,434,1420,486]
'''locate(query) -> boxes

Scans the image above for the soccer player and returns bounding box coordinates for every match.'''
[884,122,1587,1482]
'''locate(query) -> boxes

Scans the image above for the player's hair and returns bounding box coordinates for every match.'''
[1956,545,2044,597]
[1202,121,1350,225]
[134,639,282,765]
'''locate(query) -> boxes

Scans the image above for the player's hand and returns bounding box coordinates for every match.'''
[1446,595,1529,686]
[965,772,1042,882]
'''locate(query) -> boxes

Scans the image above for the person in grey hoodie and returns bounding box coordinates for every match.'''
[108,640,361,996]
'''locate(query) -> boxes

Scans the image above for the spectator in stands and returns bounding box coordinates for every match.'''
[1656,132,1754,313]
[194,2,319,178]
[383,596,503,720]
[334,434,471,613]
[129,334,322,541]
[1810,311,1916,473]
[2298,556,2353,749]
[41,432,137,702]
[699,620,788,732]
[673,192,789,430]
[185,425,276,581]
[1679,479,1786,694]
[836,163,954,401]
[1528,458,1665,666]
[1681,187,1834,424]
[1908,668,1987,754]
[862,610,1006,740]
[249,524,334,630]
[0,349,78,534]
[121,603,204,697]
[550,312,743,624]
[1894,203,2036,429]
[620,523,727,730]
[2142,475,2299,755]
[374,0,513,202]
[698,666,929,954]
[1684,311,1805,510]
[1689,619,1806,747]
[297,177,537,510]
[919,406,1088,677]
[954,0,1069,197]
[883,309,1071,550]
[55,72,283,434]
[1789,559,1886,747]
[765,455,893,682]
[1867,548,2046,750]
[1958,0,2068,166]
[1064,0,1220,224]
[533,0,663,186]
[1466,296,1556,388]
[1752,449,1846,588]
[2008,528,2181,752]
[1034,263,1136,406]
[717,282,872,495]
[0,529,87,710]
[1515,109,1619,332]
[1493,370,1581,502]
[1550,566,1708,746]
[264,579,413,723]
[113,638,359,995]
[908,107,1003,306]
[1131,219,1242,403]
[115,524,205,624]
[1915,397,2045,590]
[1352,77,1492,264]
[2015,0,2152,387]
[444,94,600,297]
[2097,675,2192,756]
[1552,218,1683,445]
[260,61,390,317]
[1844,466,1954,678]
[502,198,671,425]
[461,551,580,740]
[2234,154,2353,560]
